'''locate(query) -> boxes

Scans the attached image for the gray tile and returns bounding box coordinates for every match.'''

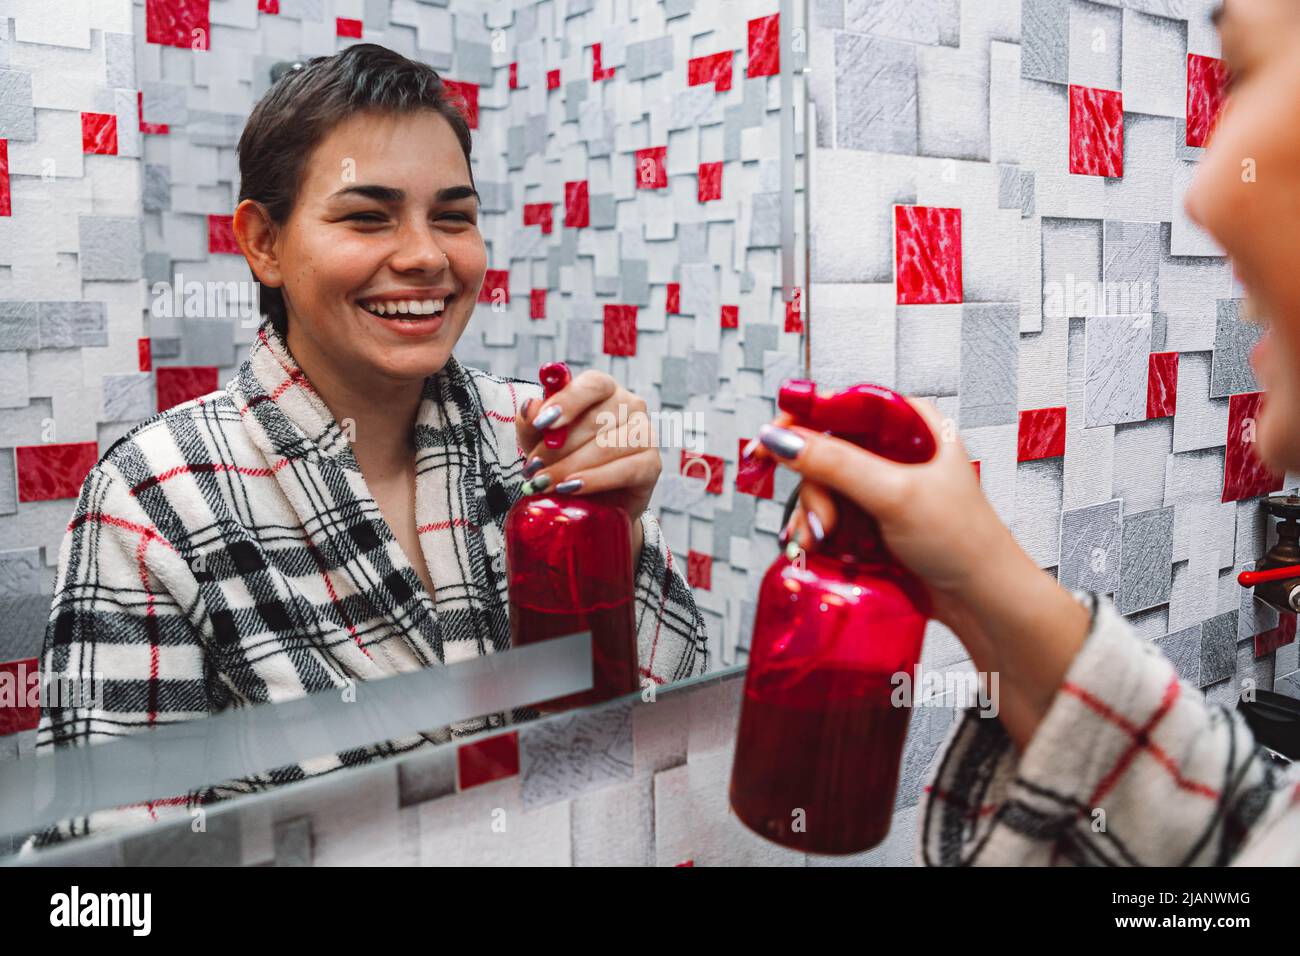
[0,547,48,598]
[660,356,690,407]
[1200,610,1238,686]
[1209,299,1263,398]
[1021,0,1070,84]
[1117,506,1174,614]
[520,698,634,810]
[1021,170,1036,218]
[1158,625,1202,685]
[997,165,1022,209]
[749,193,782,247]
[396,746,456,808]
[1041,217,1102,319]
[143,164,170,213]
[741,324,779,371]
[0,301,39,351]
[141,81,187,126]
[102,372,154,422]
[120,809,242,865]
[687,351,719,397]
[0,449,15,516]
[1102,220,1160,312]
[588,194,616,229]
[180,318,235,367]
[79,217,143,281]
[272,816,314,866]
[621,259,650,307]
[835,33,918,155]
[845,0,960,46]
[1084,314,1152,426]
[0,593,51,661]
[0,69,33,109]
[39,302,107,348]
[959,303,1019,428]
[1058,499,1122,593]
[0,351,27,409]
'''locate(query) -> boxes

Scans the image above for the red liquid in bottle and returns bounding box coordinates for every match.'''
[506,493,639,713]
[730,668,911,854]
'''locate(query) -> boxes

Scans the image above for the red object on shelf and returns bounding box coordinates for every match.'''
[730,379,937,855]
[457,731,520,790]
[506,363,639,713]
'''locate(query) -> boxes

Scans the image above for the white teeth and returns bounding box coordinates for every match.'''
[361,298,448,317]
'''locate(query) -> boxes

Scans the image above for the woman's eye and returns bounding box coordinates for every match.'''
[441,213,473,222]
[347,212,386,223]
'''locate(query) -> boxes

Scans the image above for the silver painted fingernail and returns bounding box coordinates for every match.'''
[522,456,544,478]
[555,478,584,494]
[532,405,562,430]
[778,524,790,546]
[807,511,825,543]
[759,424,805,460]
[741,436,761,458]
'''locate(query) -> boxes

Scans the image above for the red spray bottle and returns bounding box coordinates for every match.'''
[505,361,640,712]
[729,379,938,854]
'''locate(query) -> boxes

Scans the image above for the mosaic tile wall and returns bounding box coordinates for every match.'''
[806,0,1300,734]
[0,0,811,767]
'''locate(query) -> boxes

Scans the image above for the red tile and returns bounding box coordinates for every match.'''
[720,304,739,329]
[0,658,40,736]
[592,43,616,81]
[748,14,780,78]
[1255,614,1296,659]
[523,202,553,234]
[1187,53,1230,148]
[0,139,9,217]
[666,282,681,314]
[1017,407,1067,462]
[258,0,278,12]
[1146,351,1178,419]
[478,269,510,305]
[698,161,723,202]
[457,731,519,790]
[336,17,362,37]
[157,365,218,413]
[529,288,546,320]
[689,51,733,92]
[676,859,695,867]
[509,63,518,90]
[972,459,982,480]
[1222,391,1284,503]
[138,337,153,372]
[603,304,638,356]
[16,442,99,503]
[137,91,170,134]
[785,287,803,333]
[146,0,210,49]
[207,214,239,254]
[1069,85,1124,177]
[680,450,724,495]
[81,112,118,155]
[687,550,713,590]
[894,205,962,305]
[736,438,775,499]
[442,79,479,129]
[635,146,668,190]
[564,180,590,228]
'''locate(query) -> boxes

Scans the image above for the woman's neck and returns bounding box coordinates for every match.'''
[284,324,425,480]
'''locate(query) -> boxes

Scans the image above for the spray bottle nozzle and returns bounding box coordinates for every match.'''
[776,379,937,465]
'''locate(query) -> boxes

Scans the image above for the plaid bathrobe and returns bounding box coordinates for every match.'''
[27,321,708,848]
[918,593,1300,866]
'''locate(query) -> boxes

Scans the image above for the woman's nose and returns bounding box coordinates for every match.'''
[390,222,450,272]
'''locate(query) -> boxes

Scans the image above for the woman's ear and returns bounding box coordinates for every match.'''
[232,199,283,289]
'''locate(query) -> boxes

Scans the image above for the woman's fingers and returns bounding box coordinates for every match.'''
[523,418,655,492]
[797,481,838,550]
[758,423,912,519]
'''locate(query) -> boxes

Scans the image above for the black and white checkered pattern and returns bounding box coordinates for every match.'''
[27,321,708,847]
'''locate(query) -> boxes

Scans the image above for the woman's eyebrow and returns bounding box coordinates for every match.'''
[1210,3,1224,28]
[328,183,481,204]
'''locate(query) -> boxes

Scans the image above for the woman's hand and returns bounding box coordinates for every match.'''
[751,397,1092,750]
[515,370,660,558]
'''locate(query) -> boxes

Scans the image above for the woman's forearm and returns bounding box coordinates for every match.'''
[954,546,1092,752]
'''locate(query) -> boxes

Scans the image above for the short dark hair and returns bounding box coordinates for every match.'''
[236,43,477,337]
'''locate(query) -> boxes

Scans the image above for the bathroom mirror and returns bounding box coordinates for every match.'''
[0,0,808,854]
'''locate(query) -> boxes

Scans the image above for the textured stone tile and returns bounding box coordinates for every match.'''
[1200,610,1238,686]
[1015,457,1065,568]
[1121,8,1187,118]
[835,33,918,155]
[520,698,634,810]
[78,216,143,280]
[1171,351,1230,454]
[1117,506,1175,614]
[101,371,153,422]
[844,0,959,45]
[1102,220,1160,312]
[959,303,1019,428]
[396,746,457,808]
[38,301,106,348]
[1209,299,1263,398]
[1058,498,1122,593]
[1068,0,1121,91]
[1158,624,1202,685]
[1022,0,1070,84]
[896,305,960,396]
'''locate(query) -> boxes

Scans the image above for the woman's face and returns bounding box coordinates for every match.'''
[265,109,486,386]
[1185,0,1300,471]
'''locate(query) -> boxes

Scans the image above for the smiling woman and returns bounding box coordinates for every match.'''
[27,44,709,849]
